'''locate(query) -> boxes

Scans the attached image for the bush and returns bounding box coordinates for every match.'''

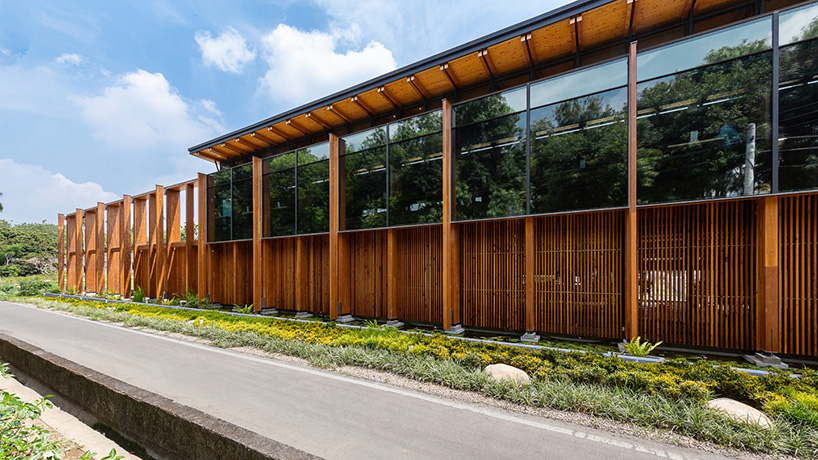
[132,286,145,303]
[18,278,58,296]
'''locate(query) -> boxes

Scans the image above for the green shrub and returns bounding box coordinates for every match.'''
[132,286,145,303]
[623,336,662,357]
[1,363,62,459]
[18,278,58,296]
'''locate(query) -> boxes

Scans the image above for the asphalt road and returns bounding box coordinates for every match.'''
[0,301,732,460]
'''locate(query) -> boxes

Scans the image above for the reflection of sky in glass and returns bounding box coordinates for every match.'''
[780,3,818,45]
[530,59,627,108]
[389,109,442,141]
[638,17,771,81]
[343,127,386,153]
[298,142,329,163]
[500,87,528,113]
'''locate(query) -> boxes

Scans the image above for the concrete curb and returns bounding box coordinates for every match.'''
[0,332,321,460]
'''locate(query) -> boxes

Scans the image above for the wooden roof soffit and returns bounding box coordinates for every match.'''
[234,137,260,151]
[376,86,401,109]
[351,95,376,117]
[477,49,499,79]
[203,148,228,161]
[682,0,697,20]
[306,111,332,130]
[267,125,294,141]
[327,104,351,123]
[251,131,278,145]
[570,14,584,53]
[219,141,246,156]
[286,118,312,136]
[520,33,540,68]
[440,63,462,90]
[407,75,431,100]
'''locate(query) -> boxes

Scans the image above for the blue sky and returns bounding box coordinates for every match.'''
[0,0,569,224]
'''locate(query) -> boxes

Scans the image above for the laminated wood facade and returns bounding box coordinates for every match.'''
[59,0,818,358]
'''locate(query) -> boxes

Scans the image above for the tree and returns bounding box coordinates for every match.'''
[0,192,4,213]
[0,220,57,278]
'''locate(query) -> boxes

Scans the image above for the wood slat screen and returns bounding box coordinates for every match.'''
[347,230,388,318]
[209,242,253,306]
[638,201,757,350]
[166,245,197,299]
[262,235,331,314]
[133,247,150,296]
[779,194,818,356]
[65,215,80,292]
[301,235,330,314]
[263,237,297,310]
[395,225,443,324]
[533,211,623,339]
[460,220,526,331]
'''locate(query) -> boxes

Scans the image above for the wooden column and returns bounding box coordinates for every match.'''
[329,134,342,319]
[524,216,535,333]
[106,203,120,295]
[442,99,461,330]
[166,189,181,296]
[121,195,132,298]
[197,173,210,300]
[757,195,780,352]
[150,185,165,298]
[252,156,263,311]
[84,207,100,293]
[133,197,147,296]
[73,209,83,292]
[95,202,104,292]
[185,183,195,294]
[387,228,399,320]
[624,41,639,340]
[57,214,65,292]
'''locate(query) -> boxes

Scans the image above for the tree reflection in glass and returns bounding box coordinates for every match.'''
[389,111,443,225]
[264,152,296,237]
[231,163,253,240]
[209,169,231,242]
[342,128,387,230]
[297,143,330,233]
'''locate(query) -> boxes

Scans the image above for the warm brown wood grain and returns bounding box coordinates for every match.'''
[525,217,535,333]
[185,184,196,295]
[329,134,341,319]
[442,99,460,330]
[106,203,121,295]
[624,40,639,341]
[252,156,263,311]
[396,225,443,324]
[387,228,398,320]
[757,196,780,352]
[57,214,65,292]
[197,173,210,300]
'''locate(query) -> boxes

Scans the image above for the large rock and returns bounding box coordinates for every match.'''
[483,363,530,385]
[706,398,773,428]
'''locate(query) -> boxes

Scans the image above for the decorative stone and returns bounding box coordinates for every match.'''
[706,398,773,428]
[483,363,531,385]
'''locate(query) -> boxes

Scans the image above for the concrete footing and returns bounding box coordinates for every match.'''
[743,352,789,369]
[385,319,405,329]
[260,308,278,316]
[295,311,314,319]
[336,314,355,324]
[445,323,465,335]
[520,331,541,343]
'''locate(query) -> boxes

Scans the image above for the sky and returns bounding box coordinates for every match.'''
[0,0,571,225]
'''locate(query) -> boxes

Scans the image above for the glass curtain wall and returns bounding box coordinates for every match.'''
[207,163,253,242]
[635,17,773,203]
[262,142,330,237]
[341,110,443,230]
[529,59,628,213]
[779,3,818,192]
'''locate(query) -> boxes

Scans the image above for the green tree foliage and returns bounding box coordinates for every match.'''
[0,220,58,277]
[0,192,4,213]
[343,128,388,229]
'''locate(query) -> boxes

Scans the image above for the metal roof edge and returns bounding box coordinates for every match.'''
[188,0,610,154]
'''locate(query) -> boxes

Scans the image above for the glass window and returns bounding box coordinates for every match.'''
[455,87,527,126]
[530,87,628,213]
[208,169,232,242]
[454,106,527,220]
[342,128,387,229]
[636,51,772,203]
[779,22,818,192]
[388,111,443,225]
[529,58,627,108]
[637,17,771,81]
[264,152,296,237]
[780,2,818,46]
[297,143,330,233]
[231,164,253,240]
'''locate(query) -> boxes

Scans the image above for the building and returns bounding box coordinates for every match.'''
[60,0,818,359]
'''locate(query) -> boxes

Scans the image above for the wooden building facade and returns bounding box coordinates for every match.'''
[59,0,818,358]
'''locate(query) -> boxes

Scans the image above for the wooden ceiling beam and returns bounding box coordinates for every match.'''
[306,111,332,130]
[351,95,376,117]
[376,86,401,109]
[327,104,351,124]
[478,49,499,79]
[203,148,228,161]
[219,142,246,156]
[570,15,584,53]
[286,118,312,136]
[268,125,294,141]
[627,0,639,37]
[520,33,539,68]
[440,63,462,90]
[682,0,697,19]
[251,131,277,145]
[234,138,259,151]
[407,75,431,100]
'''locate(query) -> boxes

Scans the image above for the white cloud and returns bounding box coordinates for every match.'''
[0,158,118,224]
[72,69,224,152]
[195,27,256,74]
[259,24,396,106]
[55,53,83,66]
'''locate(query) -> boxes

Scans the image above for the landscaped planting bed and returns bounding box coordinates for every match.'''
[10,296,818,458]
